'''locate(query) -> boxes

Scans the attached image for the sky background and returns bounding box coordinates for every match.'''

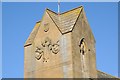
[2,2,118,78]
[0,2,2,79]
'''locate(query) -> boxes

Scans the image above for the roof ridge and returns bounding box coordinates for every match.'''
[97,70,118,78]
[60,6,83,15]
[46,6,83,15]
[46,8,58,15]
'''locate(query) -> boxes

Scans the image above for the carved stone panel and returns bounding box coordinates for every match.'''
[35,37,60,62]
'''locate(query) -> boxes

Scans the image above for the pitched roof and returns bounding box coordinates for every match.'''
[24,6,83,47]
[97,70,119,78]
[24,21,41,47]
[46,6,83,34]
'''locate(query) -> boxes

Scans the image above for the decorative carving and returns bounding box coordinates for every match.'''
[35,37,60,62]
[41,37,51,47]
[44,23,49,32]
[35,47,44,60]
[52,44,59,54]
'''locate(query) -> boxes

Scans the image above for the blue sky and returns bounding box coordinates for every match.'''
[0,2,2,80]
[2,2,118,78]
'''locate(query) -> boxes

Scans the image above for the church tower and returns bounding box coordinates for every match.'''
[24,6,97,78]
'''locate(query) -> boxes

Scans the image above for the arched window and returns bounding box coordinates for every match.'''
[79,38,86,55]
[79,38,89,78]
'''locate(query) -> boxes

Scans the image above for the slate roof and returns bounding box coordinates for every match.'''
[46,6,83,34]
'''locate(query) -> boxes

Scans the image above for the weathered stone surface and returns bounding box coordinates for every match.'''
[71,8,97,78]
[24,6,119,79]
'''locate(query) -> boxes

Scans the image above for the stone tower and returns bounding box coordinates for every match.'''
[24,6,97,78]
